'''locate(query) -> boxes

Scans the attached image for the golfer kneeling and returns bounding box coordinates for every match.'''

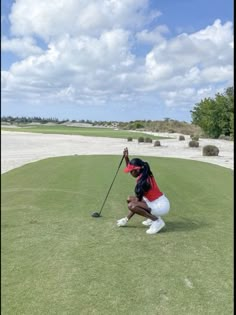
[117,148,170,234]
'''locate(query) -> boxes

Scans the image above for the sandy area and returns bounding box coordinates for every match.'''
[1,130,234,174]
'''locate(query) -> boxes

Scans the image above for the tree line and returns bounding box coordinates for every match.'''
[191,86,234,139]
[1,86,234,139]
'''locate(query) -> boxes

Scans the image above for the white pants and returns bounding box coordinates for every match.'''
[143,195,170,217]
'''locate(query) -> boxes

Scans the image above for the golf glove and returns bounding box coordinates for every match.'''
[117,217,128,227]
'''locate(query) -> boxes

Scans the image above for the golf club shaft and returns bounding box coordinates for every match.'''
[98,155,125,215]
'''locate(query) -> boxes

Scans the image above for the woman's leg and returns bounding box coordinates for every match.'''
[126,195,138,203]
[147,195,170,217]
[127,200,158,221]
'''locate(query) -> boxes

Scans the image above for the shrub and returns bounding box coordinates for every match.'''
[144,137,152,143]
[153,140,161,146]
[191,135,199,141]
[189,140,199,147]
[218,135,231,140]
[179,135,185,141]
[127,137,133,142]
[202,145,219,156]
[138,137,144,143]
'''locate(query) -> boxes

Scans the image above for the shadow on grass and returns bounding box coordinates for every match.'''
[163,218,209,233]
[121,217,209,233]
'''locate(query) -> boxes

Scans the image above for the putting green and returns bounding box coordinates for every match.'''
[1,155,233,315]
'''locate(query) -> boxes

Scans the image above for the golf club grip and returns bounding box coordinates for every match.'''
[99,155,125,214]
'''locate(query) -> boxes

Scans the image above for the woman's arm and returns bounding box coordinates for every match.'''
[123,147,129,166]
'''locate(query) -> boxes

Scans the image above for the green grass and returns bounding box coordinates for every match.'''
[1,125,167,140]
[1,156,233,315]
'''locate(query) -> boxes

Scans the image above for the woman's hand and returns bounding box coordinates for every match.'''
[123,147,128,157]
[123,147,130,165]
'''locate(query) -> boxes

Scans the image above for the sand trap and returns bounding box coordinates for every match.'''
[1,130,234,174]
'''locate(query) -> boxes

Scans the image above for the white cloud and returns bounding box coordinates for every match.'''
[9,0,160,39]
[136,25,169,44]
[145,50,173,79]
[4,26,137,101]
[190,19,232,44]
[1,0,234,119]
[161,86,216,108]
[2,36,44,58]
[143,19,233,90]
[201,65,233,82]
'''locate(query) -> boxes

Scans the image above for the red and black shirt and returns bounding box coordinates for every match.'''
[137,175,163,201]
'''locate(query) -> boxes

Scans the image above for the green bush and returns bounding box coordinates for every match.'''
[138,137,144,143]
[179,135,185,141]
[202,145,219,156]
[153,140,161,146]
[191,134,199,141]
[127,137,133,142]
[144,137,152,143]
[189,140,199,147]
[218,135,231,140]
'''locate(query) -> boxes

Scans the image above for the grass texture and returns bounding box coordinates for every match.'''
[1,155,233,315]
[1,125,165,140]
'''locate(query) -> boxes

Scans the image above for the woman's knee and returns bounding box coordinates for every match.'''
[127,195,137,203]
[128,201,137,211]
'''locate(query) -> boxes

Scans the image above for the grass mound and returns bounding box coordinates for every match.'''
[1,156,233,315]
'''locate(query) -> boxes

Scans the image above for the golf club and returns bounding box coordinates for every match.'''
[91,155,125,218]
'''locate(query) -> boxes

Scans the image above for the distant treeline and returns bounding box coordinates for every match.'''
[1,87,233,139]
[1,116,111,125]
[1,116,65,124]
[1,116,202,135]
[1,116,119,127]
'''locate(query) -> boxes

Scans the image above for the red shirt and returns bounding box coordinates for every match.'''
[137,175,163,201]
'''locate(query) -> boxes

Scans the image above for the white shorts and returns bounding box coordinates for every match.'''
[143,194,170,217]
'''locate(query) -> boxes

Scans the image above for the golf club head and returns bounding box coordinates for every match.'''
[91,212,101,218]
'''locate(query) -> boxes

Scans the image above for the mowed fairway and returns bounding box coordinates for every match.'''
[1,156,233,315]
[1,125,164,139]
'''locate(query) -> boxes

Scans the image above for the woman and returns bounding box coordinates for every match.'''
[117,148,170,234]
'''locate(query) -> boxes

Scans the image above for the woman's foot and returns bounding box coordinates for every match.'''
[117,217,128,227]
[142,218,153,226]
[146,218,165,234]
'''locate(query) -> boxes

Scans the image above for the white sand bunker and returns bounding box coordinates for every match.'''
[1,131,233,174]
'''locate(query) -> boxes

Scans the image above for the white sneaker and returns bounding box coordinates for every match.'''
[117,217,128,227]
[142,218,153,226]
[146,218,165,234]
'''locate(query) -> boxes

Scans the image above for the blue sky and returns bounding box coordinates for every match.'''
[1,0,233,122]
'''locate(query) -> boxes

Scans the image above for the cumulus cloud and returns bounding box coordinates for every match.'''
[9,0,160,39]
[143,19,233,100]
[2,36,44,57]
[1,0,234,119]
[136,25,169,44]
